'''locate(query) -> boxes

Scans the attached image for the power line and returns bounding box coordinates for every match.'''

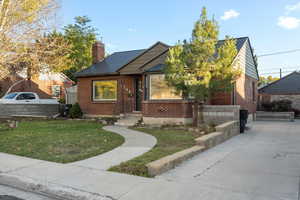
[259,66,300,71]
[260,70,295,75]
[257,49,300,57]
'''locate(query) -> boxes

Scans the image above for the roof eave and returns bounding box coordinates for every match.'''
[75,72,119,78]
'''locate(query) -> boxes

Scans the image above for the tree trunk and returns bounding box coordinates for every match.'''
[198,102,204,125]
[192,100,199,127]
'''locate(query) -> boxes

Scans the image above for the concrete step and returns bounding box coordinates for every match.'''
[115,115,141,127]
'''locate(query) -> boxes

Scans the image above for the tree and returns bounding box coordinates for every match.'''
[259,75,279,87]
[0,0,70,79]
[63,16,98,81]
[164,7,241,126]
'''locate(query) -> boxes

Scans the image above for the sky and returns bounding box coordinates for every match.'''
[60,0,300,77]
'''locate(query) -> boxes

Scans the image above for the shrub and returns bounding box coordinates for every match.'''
[272,100,292,112]
[262,99,292,112]
[58,98,66,104]
[69,103,83,118]
[261,102,273,111]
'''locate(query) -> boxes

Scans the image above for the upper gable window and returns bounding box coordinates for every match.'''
[149,74,181,100]
[93,80,117,101]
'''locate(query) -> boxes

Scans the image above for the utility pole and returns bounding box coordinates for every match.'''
[280,68,282,79]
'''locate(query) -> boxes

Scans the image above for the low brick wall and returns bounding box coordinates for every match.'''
[256,111,295,122]
[146,120,239,176]
[202,105,240,125]
[0,104,59,117]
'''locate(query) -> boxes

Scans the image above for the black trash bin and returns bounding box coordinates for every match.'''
[240,109,249,133]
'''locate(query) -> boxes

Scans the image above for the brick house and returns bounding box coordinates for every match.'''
[76,37,259,124]
[0,71,74,99]
[258,71,300,110]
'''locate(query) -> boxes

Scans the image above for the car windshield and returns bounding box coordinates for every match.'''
[3,93,18,99]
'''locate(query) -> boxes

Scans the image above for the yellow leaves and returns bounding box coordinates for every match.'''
[0,0,67,77]
[20,0,50,22]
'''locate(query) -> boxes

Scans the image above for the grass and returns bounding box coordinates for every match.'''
[0,120,124,163]
[109,127,203,177]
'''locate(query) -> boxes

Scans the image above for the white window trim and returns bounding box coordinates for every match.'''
[92,80,117,101]
[149,74,182,100]
[51,85,61,97]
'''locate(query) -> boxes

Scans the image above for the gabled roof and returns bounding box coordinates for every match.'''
[259,71,300,94]
[75,37,251,78]
[75,49,145,77]
[216,37,248,51]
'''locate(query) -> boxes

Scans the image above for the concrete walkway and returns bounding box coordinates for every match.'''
[69,126,157,170]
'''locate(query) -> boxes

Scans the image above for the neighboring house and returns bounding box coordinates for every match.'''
[75,37,259,124]
[259,71,300,110]
[0,71,74,99]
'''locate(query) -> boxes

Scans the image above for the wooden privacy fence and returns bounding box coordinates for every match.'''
[0,104,60,117]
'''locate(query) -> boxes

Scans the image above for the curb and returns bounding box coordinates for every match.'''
[146,145,205,176]
[0,173,113,200]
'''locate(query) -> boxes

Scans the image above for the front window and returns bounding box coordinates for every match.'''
[93,80,117,101]
[149,74,181,100]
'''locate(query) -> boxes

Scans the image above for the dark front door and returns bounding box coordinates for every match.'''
[135,78,142,111]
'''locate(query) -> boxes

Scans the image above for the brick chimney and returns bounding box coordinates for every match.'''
[92,41,105,64]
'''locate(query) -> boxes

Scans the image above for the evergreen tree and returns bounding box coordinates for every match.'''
[63,16,98,81]
[164,7,241,126]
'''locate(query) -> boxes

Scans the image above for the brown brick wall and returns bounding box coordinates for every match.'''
[209,74,258,114]
[78,73,258,117]
[142,100,193,118]
[235,74,258,113]
[210,92,232,105]
[77,75,138,116]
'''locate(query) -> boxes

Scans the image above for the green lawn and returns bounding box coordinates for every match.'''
[0,120,124,163]
[109,128,203,177]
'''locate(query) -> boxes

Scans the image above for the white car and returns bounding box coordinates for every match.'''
[0,92,59,104]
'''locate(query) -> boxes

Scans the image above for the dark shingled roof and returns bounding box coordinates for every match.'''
[146,37,249,73]
[75,49,145,77]
[76,37,249,78]
[259,71,300,94]
[216,37,248,51]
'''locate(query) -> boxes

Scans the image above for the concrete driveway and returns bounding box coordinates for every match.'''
[152,121,300,200]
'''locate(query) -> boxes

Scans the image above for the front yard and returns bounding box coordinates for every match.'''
[0,120,124,163]
[109,127,206,177]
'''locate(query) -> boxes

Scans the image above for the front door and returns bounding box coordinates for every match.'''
[134,78,142,111]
